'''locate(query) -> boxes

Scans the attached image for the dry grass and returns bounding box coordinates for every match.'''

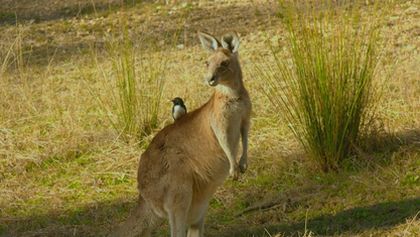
[0,0,419,236]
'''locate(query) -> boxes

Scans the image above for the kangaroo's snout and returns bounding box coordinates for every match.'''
[207,75,218,86]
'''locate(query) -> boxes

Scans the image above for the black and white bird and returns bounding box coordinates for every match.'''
[171,97,187,121]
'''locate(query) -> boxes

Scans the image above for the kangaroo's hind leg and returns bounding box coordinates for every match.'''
[169,208,188,237]
[187,194,211,237]
[187,216,204,237]
[167,181,193,237]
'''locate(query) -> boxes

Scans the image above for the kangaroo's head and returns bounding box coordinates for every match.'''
[198,32,242,90]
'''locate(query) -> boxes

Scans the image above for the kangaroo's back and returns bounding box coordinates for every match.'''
[138,100,228,194]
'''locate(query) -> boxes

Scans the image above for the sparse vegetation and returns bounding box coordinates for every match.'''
[1,25,26,77]
[0,1,418,237]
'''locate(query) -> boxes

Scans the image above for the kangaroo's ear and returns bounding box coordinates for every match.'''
[198,32,220,52]
[221,33,240,53]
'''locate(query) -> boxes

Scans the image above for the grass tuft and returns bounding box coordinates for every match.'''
[93,29,168,141]
[257,1,384,172]
[1,24,26,77]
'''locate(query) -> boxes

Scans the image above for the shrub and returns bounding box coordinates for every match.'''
[258,1,383,171]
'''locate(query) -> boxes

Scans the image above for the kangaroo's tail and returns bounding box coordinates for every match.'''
[108,195,159,237]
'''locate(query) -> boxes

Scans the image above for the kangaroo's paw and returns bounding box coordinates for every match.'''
[239,157,248,173]
[229,164,240,181]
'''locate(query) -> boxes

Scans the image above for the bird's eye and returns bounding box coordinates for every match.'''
[221,61,229,67]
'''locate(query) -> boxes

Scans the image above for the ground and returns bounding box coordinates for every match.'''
[0,0,419,236]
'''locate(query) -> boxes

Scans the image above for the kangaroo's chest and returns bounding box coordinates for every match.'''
[213,99,244,125]
[209,99,247,146]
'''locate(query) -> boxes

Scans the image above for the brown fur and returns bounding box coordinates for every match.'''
[109,32,251,237]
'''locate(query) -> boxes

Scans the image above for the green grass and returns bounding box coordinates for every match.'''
[258,1,384,172]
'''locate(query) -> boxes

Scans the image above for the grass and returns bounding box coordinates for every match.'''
[0,0,419,237]
[257,1,384,172]
[0,24,26,77]
[92,29,168,141]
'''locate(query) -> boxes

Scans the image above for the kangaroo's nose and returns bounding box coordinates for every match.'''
[209,75,216,82]
[208,75,217,86]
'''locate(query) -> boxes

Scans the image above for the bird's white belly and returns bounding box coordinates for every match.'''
[173,105,186,120]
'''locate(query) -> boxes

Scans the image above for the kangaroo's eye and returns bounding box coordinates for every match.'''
[205,61,209,67]
[221,61,229,67]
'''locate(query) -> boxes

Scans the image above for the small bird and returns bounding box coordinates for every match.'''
[171,97,187,121]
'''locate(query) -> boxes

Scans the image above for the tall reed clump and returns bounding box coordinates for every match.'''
[96,30,168,141]
[258,1,383,172]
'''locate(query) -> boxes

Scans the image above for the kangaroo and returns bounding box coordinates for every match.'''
[110,32,251,237]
